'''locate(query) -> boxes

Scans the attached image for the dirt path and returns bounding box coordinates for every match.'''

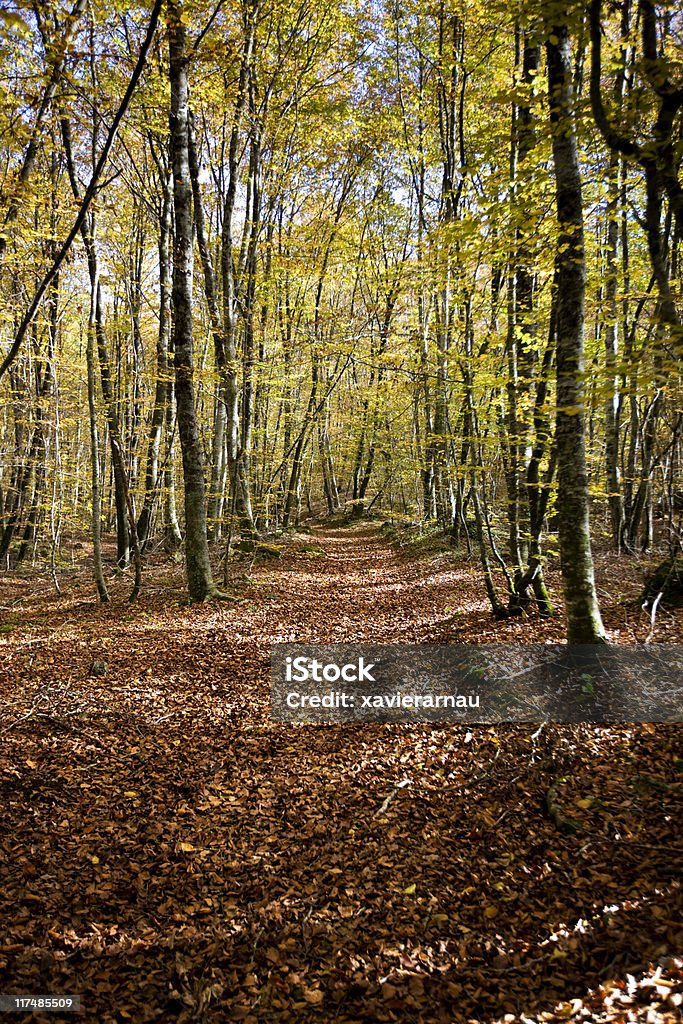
[236,522,460,644]
[0,520,521,733]
[0,524,680,1023]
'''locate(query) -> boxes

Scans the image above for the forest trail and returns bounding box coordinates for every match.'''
[238,521,460,644]
[216,519,570,649]
[0,524,681,1023]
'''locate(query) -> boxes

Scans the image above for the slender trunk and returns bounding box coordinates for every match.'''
[221,2,258,537]
[94,282,131,568]
[0,427,38,559]
[163,396,183,551]
[61,115,132,567]
[239,118,263,535]
[604,151,624,548]
[508,28,539,569]
[188,110,227,540]
[319,390,339,514]
[283,364,318,529]
[138,168,172,549]
[16,440,46,564]
[86,284,109,602]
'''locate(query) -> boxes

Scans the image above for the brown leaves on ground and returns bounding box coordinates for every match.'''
[0,524,681,1023]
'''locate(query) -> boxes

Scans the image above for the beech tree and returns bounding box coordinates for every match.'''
[167,0,218,602]
[546,14,606,644]
[0,0,679,633]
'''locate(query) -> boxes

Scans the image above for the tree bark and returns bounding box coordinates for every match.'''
[547,22,606,644]
[168,0,216,601]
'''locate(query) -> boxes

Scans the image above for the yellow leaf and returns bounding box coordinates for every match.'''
[404,883,417,895]
[484,905,498,919]
[90,855,99,865]
[576,798,592,810]
[0,10,30,34]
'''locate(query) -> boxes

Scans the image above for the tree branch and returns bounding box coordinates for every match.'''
[0,0,164,383]
[589,0,640,160]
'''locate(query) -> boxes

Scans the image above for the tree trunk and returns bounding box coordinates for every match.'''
[220,2,258,539]
[604,151,624,549]
[168,0,216,601]
[547,22,606,644]
[187,111,227,541]
[138,166,172,549]
[86,276,109,602]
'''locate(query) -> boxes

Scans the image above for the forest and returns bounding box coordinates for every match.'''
[0,0,681,1021]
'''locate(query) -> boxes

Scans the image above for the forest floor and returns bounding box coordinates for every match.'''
[0,521,681,1023]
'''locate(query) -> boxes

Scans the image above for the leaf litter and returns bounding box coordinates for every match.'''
[0,524,681,1023]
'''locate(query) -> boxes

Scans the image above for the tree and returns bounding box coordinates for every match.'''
[0,0,679,634]
[546,15,606,644]
[167,0,218,602]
